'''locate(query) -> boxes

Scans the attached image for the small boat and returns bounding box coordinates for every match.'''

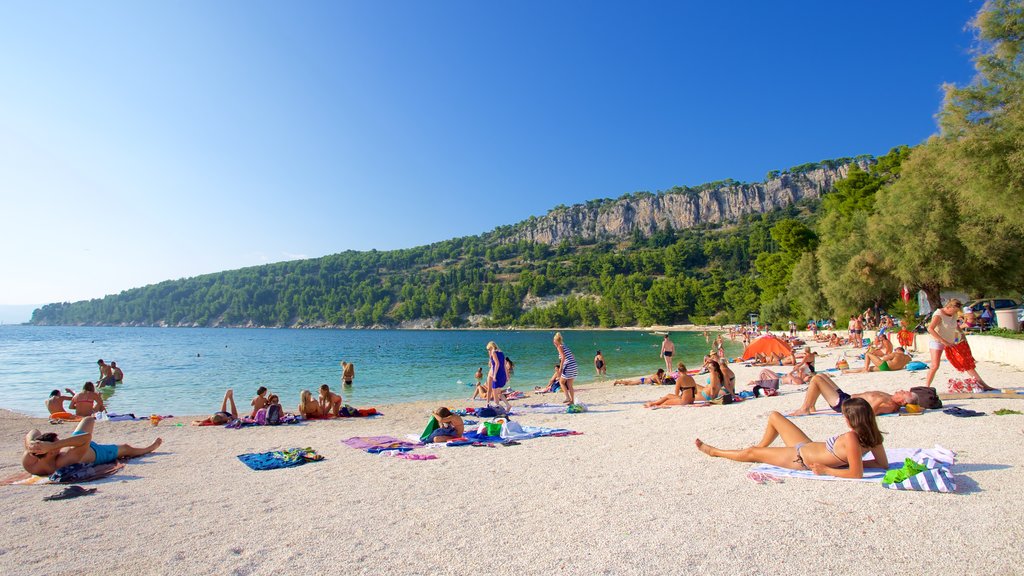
[651,331,669,336]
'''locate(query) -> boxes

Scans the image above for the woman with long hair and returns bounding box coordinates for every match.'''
[485,341,511,411]
[924,298,993,390]
[695,397,888,479]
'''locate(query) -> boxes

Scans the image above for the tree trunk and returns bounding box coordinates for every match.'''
[920,283,942,310]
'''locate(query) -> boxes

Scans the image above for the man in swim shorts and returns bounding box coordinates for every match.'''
[660,335,675,372]
[21,416,161,476]
[859,347,911,373]
[787,373,915,416]
[97,359,116,387]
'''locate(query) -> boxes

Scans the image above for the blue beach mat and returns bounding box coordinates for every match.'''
[237,448,323,471]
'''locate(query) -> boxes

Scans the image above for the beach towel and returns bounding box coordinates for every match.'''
[342,436,419,454]
[1,462,125,487]
[237,448,323,471]
[420,418,440,443]
[749,446,955,485]
[945,340,977,371]
[338,406,380,418]
[882,449,957,492]
[787,410,900,418]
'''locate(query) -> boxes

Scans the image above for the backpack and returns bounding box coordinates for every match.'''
[910,386,942,410]
[267,403,283,425]
[254,408,268,425]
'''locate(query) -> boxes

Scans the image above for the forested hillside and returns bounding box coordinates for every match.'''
[32,158,853,329]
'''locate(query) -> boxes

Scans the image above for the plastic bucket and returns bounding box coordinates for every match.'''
[995,308,1021,331]
[484,422,502,436]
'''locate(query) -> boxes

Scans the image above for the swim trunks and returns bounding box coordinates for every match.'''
[90,441,119,465]
[878,361,890,372]
[830,389,852,413]
[663,351,673,357]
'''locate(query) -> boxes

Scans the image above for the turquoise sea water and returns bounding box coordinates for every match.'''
[0,326,742,417]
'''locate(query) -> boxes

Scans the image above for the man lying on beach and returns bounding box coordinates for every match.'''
[193,389,239,425]
[46,388,76,414]
[787,374,915,416]
[22,416,161,476]
[855,347,911,373]
[614,369,665,386]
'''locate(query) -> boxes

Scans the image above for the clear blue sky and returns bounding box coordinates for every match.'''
[0,1,980,311]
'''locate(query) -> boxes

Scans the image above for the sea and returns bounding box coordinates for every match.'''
[0,326,742,417]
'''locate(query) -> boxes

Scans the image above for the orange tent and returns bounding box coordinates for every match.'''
[742,335,794,360]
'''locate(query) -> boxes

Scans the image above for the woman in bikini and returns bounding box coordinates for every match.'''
[695,358,726,402]
[695,397,887,479]
[22,416,161,476]
[613,368,665,386]
[298,390,323,418]
[70,382,105,417]
[644,365,700,408]
[192,389,239,425]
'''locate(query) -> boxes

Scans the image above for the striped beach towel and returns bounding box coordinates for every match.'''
[883,452,957,493]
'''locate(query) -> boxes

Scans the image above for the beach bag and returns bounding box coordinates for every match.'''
[476,407,498,418]
[910,386,942,410]
[254,408,268,425]
[882,456,956,493]
[267,404,283,425]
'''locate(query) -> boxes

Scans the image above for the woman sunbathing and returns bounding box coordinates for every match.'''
[644,369,701,408]
[695,397,887,479]
[22,416,161,476]
[613,368,665,386]
[192,389,239,426]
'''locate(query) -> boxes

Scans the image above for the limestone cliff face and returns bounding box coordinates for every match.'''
[503,164,860,244]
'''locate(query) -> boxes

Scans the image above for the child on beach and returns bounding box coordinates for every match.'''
[319,384,343,417]
[534,364,562,394]
[250,386,269,418]
[425,407,464,443]
[695,398,887,479]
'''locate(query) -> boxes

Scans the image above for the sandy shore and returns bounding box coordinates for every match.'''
[2,337,1023,576]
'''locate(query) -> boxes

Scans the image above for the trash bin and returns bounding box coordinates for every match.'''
[995,308,1021,331]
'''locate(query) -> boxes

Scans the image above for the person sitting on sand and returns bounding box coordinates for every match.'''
[319,384,343,417]
[425,407,464,443]
[46,388,76,414]
[193,389,239,425]
[696,398,888,479]
[826,334,844,347]
[70,382,106,417]
[110,361,124,384]
[22,416,162,476]
[787,373,915,416]
[856,347,912,373]
[692,359,727,402]
[644,366,702,408]
[718,357,736,393]
[298,390,323,418]
[613,368,665,386]
[796,349,817,374]
[534,364,562,394]
[867,334,893,357]
[250,386,269,418]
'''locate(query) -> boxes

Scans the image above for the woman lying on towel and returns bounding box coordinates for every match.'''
[22,416,161,475]
[695,397,887,479]
[192,389,239,426]
[614,368,665,386]
[425,407,464,443]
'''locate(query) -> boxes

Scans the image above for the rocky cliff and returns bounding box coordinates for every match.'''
[501,164,862,244]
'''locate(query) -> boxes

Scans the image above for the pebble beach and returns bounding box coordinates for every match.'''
[2,335,1023,576]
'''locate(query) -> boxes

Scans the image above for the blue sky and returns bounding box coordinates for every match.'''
[0,1,980,313]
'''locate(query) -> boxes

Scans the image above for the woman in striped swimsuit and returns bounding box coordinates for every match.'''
[553,332,577,405]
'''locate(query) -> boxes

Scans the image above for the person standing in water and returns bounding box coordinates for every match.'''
[553,332,577,405]
[341,361,356,386]
[97,359,116,387]
[110,361,124,383]
[594,350,606,377]
[660,334,675,373]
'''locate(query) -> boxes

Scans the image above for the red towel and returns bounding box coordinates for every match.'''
[945,340,976,372]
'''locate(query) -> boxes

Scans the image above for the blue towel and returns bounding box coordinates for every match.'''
[237,448,321,471]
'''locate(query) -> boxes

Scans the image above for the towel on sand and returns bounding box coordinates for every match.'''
[1,462,125,486]
[343,436,420,453]
[237,448,323,471]
[749,446,955,484]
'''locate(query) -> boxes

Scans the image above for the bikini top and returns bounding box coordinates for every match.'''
[824,433,843,460]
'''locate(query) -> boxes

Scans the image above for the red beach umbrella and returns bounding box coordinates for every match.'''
[741,335,794,360]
